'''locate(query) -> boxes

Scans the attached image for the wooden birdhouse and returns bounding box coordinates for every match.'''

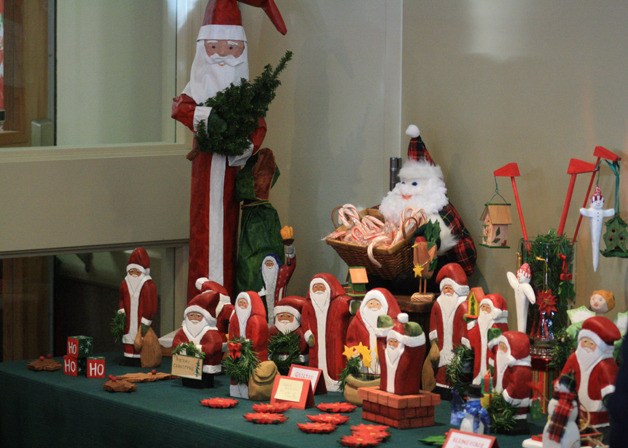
[480,203,513,248]
[465,287,485,320]
[346,266,368,298]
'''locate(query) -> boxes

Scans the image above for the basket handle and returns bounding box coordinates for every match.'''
[331,205,342,227]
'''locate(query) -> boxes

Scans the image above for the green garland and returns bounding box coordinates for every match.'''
[549,328,575,371]
[222,338,259,384]
[487,393,517,433]
[337,356,361,393]
[172,341,206,359]
[110,312,125,343]
[446,345,474,396]
[268,331,302,375]
[195,50,293,156]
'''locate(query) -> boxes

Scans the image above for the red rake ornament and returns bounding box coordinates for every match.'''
[244,412,288,424]
[340,434,382,448]
[200,397,239,409]
[297,422,338,434]
[316,402,357,413]
[251,402,292,413]
[306,413,350,425]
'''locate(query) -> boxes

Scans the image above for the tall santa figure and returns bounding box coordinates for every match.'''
[172,291,224,385]
[228,291,270,361]
[171,0,287,299]
[379,125,476,277]
[377,313,426,395]
[462,293,509,385]
[301,273,352,391]
[560,315,620,439]
[346,288,402,375]
[427,262,469,388]
[490,330,532,431]
[117,248,158,363]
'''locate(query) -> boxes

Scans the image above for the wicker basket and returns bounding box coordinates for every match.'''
[325,207,417,280]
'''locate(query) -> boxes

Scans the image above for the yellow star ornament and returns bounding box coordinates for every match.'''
[413,263,424,278]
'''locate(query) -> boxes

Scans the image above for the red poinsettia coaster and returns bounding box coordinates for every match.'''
[350,424,390,442]
[316,402,357,413]
[251,402,292,413]
[243,412,288,424]
[297,422,338,434]
[339,434,381,448]
[200,397,239,409]
[306,413,350,425]
[350,424,389,433]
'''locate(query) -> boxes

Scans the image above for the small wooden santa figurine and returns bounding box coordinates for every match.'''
[462,293,509,386]
[302,273,352,392]
[489,330,532,433]
[376,313,426,395]
[560,315,620,441]
[117,247,158,365]
[506,263,536,334]
[542,373,580,448]
[228,291,270,361]
[269,295,309,363]
[346,288,402,375]
[172,291,223,387]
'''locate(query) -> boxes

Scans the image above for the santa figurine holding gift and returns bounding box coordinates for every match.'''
[462,293,509,386]
[489,330,533,432]
[376,313,426,395]
[172,291,224,384]
[228,291,270,361]
[117,248,158,364]
[302,273,352,391]
[346,288,402,375]
[426,262,470,388]
[171,0,287,299]
[560,315,620,440]
[269,295,309,362]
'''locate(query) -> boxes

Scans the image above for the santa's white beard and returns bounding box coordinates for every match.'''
[437,292,459,322]
[311,290,330,316]
[184,318,207,339]
[275,319,299,335]
[361,307,383,334]
[386,345,402,365]
[125,274,146,295]
[477,310,495,335]
[183,43,249,103]
[380,177,449,221]
[575,344,603,373]
[262,262,279,299]
[235,305,251,337]
[494,349,514,392]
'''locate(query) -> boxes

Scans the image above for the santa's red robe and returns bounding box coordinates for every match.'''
[172,326,223,374]
[561,353,618,427]
[301,274,352,390]
[428,296,468,385]
[496,363,532,419]
[171,94,266,299]
[377,336,426,395]
[118,277,158,357]
[216,303,234,344]
[462,320,509,385]
[228,296,270,361]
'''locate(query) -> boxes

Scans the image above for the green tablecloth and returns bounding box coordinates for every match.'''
[0,354,542,447]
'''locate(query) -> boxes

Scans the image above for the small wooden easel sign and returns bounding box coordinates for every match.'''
[171,354,203,380]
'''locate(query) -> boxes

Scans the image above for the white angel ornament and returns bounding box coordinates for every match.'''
[579,186,614,271]
[506,263,536,334]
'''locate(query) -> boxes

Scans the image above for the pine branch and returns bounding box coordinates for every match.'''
[268,331,301,375]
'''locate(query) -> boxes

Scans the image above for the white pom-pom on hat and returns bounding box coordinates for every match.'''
[397,313,409,324]
[405,124,420,138]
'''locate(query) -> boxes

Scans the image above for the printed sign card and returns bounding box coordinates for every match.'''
[270,375,314,409]
[443,429,499,448]
[288,364,327,395]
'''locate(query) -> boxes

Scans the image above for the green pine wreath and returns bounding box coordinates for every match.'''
[172,341,206,359]
[195,50,293,157]
[222,338,259,384]
[268,331,302,375]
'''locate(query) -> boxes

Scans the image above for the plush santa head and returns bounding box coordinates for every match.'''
[516,263,531,284]
[576,315,621,371]
[274,296,305,335]
[183,291,219,338]
[436,263,470,298]
[491,331,531,392]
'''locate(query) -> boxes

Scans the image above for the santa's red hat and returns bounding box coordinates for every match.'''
[184,291,219,327]
[492,330,531,362]
[386,313,425,348]
[127,247,150,274]
[274,296,306,322]
[590,185,604,204]
[397,124,445,183]
[436,263,470,296]
[195,277,231,316]
[579,315,621,350]
[200,0,286,41]
[405,124,435,165]
[480,293,509,322]
[236,291,267,319]
[361,288,402,318]
[517,263,531,279]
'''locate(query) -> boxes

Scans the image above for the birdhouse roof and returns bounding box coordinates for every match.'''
[481,204,512,224]
[348,266,368,284]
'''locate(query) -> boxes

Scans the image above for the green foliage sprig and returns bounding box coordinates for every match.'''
[110,312,125,343]
[446,345,474,397]
[338,356,361,393]
[268,331,302,375]
[549,328,576,371]
[487,393,517,433]
[222,338,259,384]
[172,341,206,359]
[195,50,293,156]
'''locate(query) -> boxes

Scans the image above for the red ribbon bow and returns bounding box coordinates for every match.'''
[228,342,242,359]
